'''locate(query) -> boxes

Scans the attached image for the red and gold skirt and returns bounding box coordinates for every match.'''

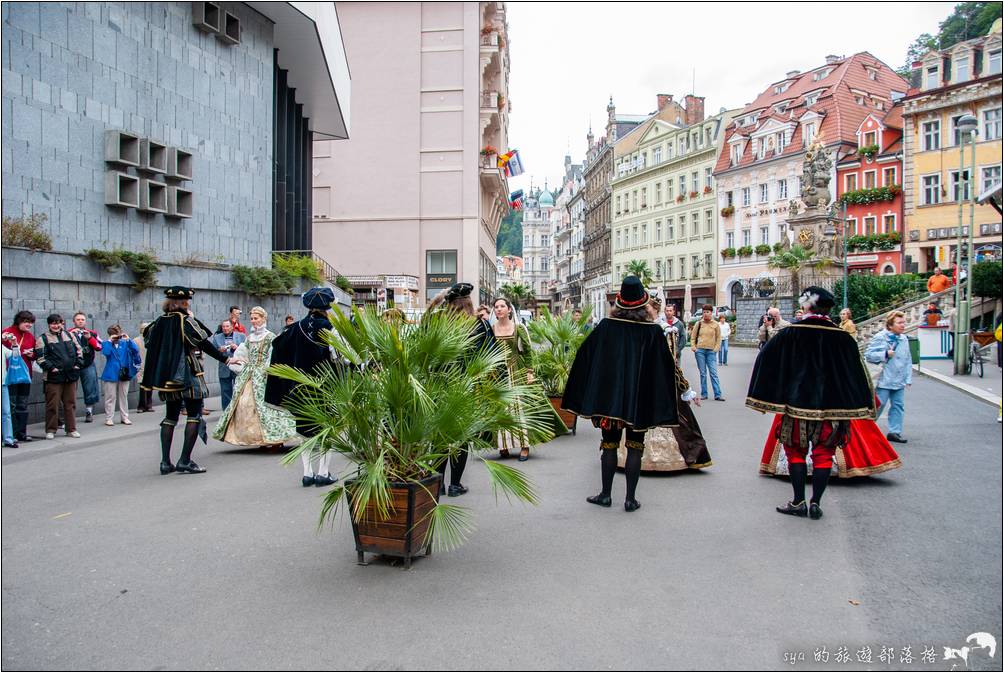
[759,414,902,478]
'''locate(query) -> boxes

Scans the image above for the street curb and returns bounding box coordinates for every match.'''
[912,364,1002,407]
[2,399,223,465]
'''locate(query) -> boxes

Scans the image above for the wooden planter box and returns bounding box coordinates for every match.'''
[549,396,577,435]
[346,472,441,569]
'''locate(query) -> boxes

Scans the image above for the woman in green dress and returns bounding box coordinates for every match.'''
[213,306,297,450]
[490,297,566,461]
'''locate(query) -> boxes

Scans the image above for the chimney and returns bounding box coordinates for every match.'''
[656,93,674,111]
[786,70,800,78]
[683,94,705,126]
[825,54,840,64]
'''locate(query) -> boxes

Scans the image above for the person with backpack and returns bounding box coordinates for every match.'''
[35,314,84,440]
[69,312,103,423]
[2,311,38,442]
[99,324,142,426]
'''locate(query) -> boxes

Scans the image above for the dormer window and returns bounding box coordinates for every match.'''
[802,121,817,145]
[773,82,791,95]
[955,53,970,82]
[812,68,832,81]
[925,65,939,89]
[805,92,820,106]
[862,130,877,148]
[866,66,879,81]
[774,102,788,114]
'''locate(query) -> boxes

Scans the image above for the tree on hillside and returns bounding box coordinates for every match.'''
[496,210,523,256]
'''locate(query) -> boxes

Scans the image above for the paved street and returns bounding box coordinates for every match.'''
[2,346,1001,671]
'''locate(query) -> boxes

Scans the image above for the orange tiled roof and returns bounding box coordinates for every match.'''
[713,53,909,176]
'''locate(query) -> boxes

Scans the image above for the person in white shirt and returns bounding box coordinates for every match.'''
[718,314,731,366]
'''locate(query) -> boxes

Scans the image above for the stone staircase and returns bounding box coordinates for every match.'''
[854,286,956,349]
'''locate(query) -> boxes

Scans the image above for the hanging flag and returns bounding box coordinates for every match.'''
[505,150,524,177]
[497,151,514,170]
[510,189,524,210]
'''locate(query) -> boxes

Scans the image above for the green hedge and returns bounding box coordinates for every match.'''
[830,273,926,322]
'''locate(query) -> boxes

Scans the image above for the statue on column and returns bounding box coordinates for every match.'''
[799,132,832,209]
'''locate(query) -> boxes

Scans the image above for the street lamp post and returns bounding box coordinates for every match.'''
[952,114,978,375]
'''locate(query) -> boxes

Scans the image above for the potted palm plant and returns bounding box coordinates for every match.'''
[270,308,554,568]
[527,307,592,434]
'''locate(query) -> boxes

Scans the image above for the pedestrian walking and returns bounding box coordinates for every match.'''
[142,287,231,475]
[69,312,102,423]
[133,322,153,413]
[747,287,876,520]
[35,314,84,440]
[562,276,681,512]
[1,311,37,442]
[662,303,687,356]
[2,344,18,448]
[213,307,297,450]
[266,287,339,487]
[210,320,245,412]
[839,308,857,336]
[690,304,724,401]
[718,314,731,366]
[99,325,142,426]
[865,310,911,444]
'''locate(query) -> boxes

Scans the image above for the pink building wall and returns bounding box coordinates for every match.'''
[313,2,504,304]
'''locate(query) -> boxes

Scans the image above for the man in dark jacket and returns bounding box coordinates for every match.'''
[35,314,84,439]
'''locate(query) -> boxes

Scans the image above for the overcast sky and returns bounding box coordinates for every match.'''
[504,1,956,196]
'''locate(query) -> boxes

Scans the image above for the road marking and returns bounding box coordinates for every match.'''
[52,512,72,519]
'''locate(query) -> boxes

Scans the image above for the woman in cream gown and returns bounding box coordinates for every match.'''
[617,296,713,472]
[213,307,297,449]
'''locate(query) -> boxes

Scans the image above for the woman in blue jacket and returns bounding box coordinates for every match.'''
[100,324,142,426]
[865,310,911,444]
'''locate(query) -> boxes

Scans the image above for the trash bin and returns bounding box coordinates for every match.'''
[907,336,920,365]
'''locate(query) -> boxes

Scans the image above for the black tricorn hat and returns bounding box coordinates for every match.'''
[445,282,474,301]
[798,286,835,312]
[164,286,194,299]
[615,275,649,310]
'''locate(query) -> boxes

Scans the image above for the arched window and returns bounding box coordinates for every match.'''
[729,281,742,309]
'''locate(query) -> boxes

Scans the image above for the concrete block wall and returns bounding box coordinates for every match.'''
[2,248,352,424]
[734,296,794,342]
[2,2,274,267]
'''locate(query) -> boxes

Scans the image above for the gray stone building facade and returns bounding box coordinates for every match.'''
[1,1,352,421]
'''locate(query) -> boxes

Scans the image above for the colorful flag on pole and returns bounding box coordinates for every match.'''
[509,189,524,210]
[497,150,525,178]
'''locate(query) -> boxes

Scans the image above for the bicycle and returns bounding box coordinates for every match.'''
[967,331,995,378]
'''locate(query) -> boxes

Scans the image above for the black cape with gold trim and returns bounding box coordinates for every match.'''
[745,316,876,420]
[561,318,679,430]
[264,313,333,437]
[140,312,225,393]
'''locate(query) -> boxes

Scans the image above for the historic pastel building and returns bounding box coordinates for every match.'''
[566,170,586,311]
[521,187,554,303]
[714,53,908,307]
[610,96,737,314]
[312,2,511,307]
[902,25,1003,271]
[834,104,905,275]
[550,155,582,312]
[581,97,648,319]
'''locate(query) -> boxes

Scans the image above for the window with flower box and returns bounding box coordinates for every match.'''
[863,216,876,235]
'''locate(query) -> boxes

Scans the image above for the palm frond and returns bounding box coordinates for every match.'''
[317,485,346,531]
[481,457,538,505]
[419,503,476,553]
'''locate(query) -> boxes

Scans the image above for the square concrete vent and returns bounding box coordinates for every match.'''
[140,139,168,174]
[218,11,241,44]
[192,2,221,33]
[140,179,168,213]
[167,186,194,219]
[104,130,140,167]
[104,171,140,208]
[167,148,194,181]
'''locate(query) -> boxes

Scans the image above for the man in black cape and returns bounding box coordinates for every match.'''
[141,286,229,474]
[746,286,876,519]
[265,287,336,442]
[562,276,679,512]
